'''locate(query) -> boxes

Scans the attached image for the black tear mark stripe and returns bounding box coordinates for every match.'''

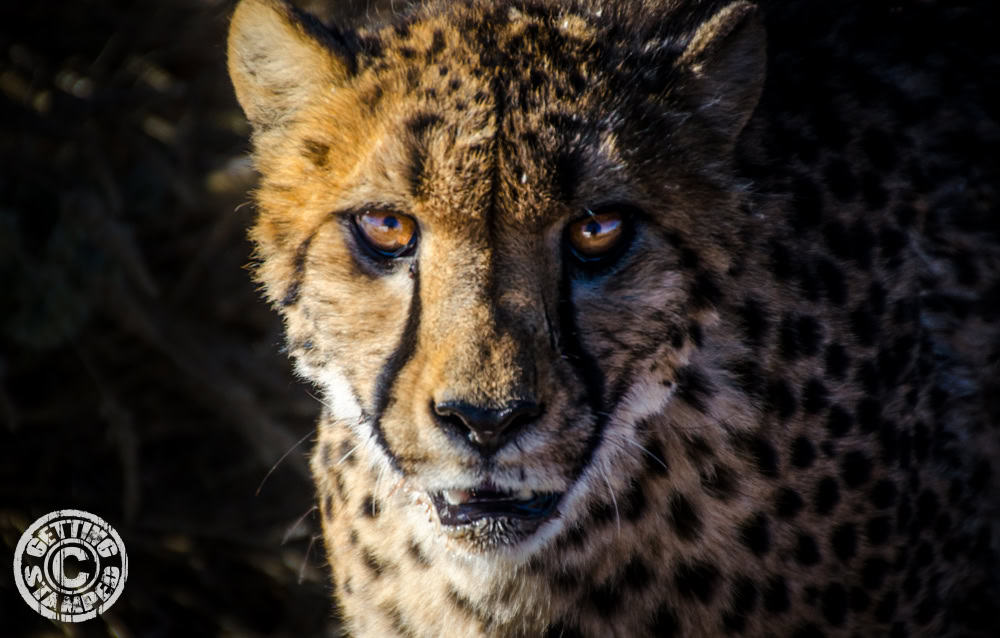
[370,268,421,473]
[556,271,611,482]
[281,230,317,307]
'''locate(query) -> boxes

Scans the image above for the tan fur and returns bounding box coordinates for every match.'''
[229,0,1000,635]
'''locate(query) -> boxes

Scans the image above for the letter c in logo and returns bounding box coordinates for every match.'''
[50,546,90,589]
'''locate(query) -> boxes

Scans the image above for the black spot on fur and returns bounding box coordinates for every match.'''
[407,539,430,567]
[385,606,417,638]
[361,494,380,518]
[822,583,848,626]
[792,622,827,638]
[813,258,847,306]
[875,590,898,623]
[797,315,822,355]
[831,523,858,563]
[620,480,647,521]
[428,29,446,58]
[769,240,794,280]
[795,532,821,565]
[850,306,879,346]
[648,603,680,636]
[361,547,385,578]
[727,359,764,399]
[862,557,889,591]
[802,378,829,414]
[690,270,723,309]
[775,487,804,519]
[687,321,704,348]
[790,436,816,468]
[856,398,881,433]
[723,576,758,631]
[763,576,790,614]
[869,479,897,509]
[767,378,798,421]
[589,578,623,614]
[668,493,702,541]
[749,436,779,478]
[840,450,872,488]
[683,435,714,462]
[969,459,992,493]
[825,343,850,379]
[338,439,357,466]
[446,585,479,619]
[779,315,800,360]
[641,436,670,476]
[814,476,840,514]
[739,513,770,556]
[302,138,329,167]
[675,366,713,413]
[738,297,769,345]
[702,464,737,500]
[623,556,652,589]
[674,560,719,604]
[913,490,939,535]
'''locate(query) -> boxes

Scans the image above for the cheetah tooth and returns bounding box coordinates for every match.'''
[443,489,471,505]
[516,488,533,501]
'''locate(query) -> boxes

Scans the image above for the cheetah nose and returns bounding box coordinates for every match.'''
[432,400,542,453]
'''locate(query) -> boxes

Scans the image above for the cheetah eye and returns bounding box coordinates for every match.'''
[352,210,418,258]
[565,209,630,262]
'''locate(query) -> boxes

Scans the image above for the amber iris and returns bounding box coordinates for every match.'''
[354,211,417,256]
[567,211,626,259]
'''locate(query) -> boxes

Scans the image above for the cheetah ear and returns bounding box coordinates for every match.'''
[677,1,766,147]
[228,0,356,132]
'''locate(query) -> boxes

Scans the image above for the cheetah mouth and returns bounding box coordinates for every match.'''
[430,486,561,526]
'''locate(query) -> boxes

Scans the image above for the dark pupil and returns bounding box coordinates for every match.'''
[584,219,602,236]
[383,215,400,230]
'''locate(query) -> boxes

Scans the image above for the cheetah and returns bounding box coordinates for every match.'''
[227,0,1000,635]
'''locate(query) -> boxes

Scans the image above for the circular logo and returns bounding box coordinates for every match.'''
[13,509,128,622]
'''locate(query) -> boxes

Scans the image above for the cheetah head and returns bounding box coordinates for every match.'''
[228,0,765,557]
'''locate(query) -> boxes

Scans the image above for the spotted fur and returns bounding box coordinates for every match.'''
[228,0,1000,635]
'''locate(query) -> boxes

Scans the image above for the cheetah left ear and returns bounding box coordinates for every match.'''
[677,1,766,147]
[227,0,357,133]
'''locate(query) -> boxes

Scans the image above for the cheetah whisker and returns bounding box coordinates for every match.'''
[599,460,621,536]
[255,428,315,497]
[336,443,361,467]
[623,439,669,472]
[296,533,321,585]
[282,505,318,545]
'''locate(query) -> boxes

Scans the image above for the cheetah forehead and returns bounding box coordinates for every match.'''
[230,0,766,235]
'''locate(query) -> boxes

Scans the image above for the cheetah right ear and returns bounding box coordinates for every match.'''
[676,1,766,149]
[228,0,356,132]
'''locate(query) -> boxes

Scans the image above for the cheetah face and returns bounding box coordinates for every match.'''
[229,0,764,555]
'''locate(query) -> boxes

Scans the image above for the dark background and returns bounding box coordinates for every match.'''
[0,1,394,636]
